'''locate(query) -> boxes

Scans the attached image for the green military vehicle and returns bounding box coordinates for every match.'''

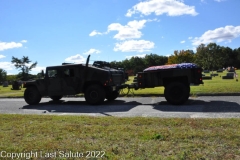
[133,63,203,105]
[23,56,126,105]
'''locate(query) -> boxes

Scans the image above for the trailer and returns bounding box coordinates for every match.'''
[131,63,203,105]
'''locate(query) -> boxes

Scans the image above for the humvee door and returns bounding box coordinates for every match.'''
[46,68,63,96]
[61,67,81,95]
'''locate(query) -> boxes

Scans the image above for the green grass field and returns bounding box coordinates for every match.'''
[0,115,240,160]
[0,70,239,97]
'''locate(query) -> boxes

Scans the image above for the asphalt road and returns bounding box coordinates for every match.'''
[0,96,240,118]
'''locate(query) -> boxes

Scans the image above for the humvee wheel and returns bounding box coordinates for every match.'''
[106,90,119,101]
[50,96,63,101]
[84,84,106,105]
[24,87,41,105]
[164,82,189,105]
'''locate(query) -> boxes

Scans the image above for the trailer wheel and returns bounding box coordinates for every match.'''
[24,87,41,105]
[106,90,119,101]
[50,96,63,101]
[84,84,105,105]
[164,82,189,105]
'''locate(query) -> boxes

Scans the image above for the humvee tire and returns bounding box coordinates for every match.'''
[50,96,63,101]
[164,82,189,105]
[84,84,106,105]
[106,90,119,101]
[24,87,41,105]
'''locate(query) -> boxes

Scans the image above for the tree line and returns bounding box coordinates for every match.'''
[111,43,240,75]
[1,42,240,82]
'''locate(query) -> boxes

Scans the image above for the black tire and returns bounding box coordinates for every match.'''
[106,90,119,101]
[24,87,41,105]
[50,96,63,101]
[164,82,189,105]
[84,84,106,105]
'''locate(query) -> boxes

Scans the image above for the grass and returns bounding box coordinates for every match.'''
[0,70,239,97]
[0,85,25,97]
[0,114,240,159]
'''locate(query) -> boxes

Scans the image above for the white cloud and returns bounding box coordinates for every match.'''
[126,54,146,59]
[192,25,240,46]
[0,41,23,51]
[0,55,6,59]
[114,40,154,52]
[65,54,86,63]
[90,20,152,40]
[89,30,105,36]
[31,66,46,73]
[0,62,14,71]
[83,49,101,55]
[188,37,193,40]
[214,0,225,2]
[107,20,147,40]
[180,40,185,43]
[126,0,198,17]
[21,40,27,43]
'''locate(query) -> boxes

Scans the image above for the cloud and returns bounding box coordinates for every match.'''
[126,54,146,59]
[89,30,105,36]
[188,37,193,40]
[83,49,101,55]
[126,0,198,17]
[0,41,23,51]
[180,40,185,43]
[0,62,14,71]
[114,40,154,52]
[0,55,6,59]
[214,0,225,2]
[90,19,158,40]
[65,54,86,63]
[21,40,27,43]
[108,20,147,40]
[31,66,46,73]
[192,25,240,46]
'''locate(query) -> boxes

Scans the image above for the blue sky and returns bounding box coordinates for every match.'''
[1,0,240,75]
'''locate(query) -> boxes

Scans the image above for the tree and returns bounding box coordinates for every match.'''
[168,50,195,64]
[144,53,168,67]
[11,56,37,81]
[232,47,240,68]
[129,56,145,74]
[195,43,226,70]
[0,69,7,82]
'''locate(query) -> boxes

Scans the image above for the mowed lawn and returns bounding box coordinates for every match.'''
[0,115,240,160]
[0,70,239,97]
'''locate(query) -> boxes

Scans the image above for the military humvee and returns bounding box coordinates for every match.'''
[23,55,125,105]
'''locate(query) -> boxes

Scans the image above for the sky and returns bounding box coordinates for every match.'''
[0,0,240,75]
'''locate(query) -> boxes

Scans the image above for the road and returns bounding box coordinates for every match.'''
[0,96,240,118]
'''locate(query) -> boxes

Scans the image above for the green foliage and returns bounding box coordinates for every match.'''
[195,43,237,70]
[0,68,7,82]
[110,43,240,73]
[11,56,37,81]
[110,53,168,74]
[168,50,195,64]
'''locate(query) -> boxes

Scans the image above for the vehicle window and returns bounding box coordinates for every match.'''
[64,68,74,77]
[47,69,58,78]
